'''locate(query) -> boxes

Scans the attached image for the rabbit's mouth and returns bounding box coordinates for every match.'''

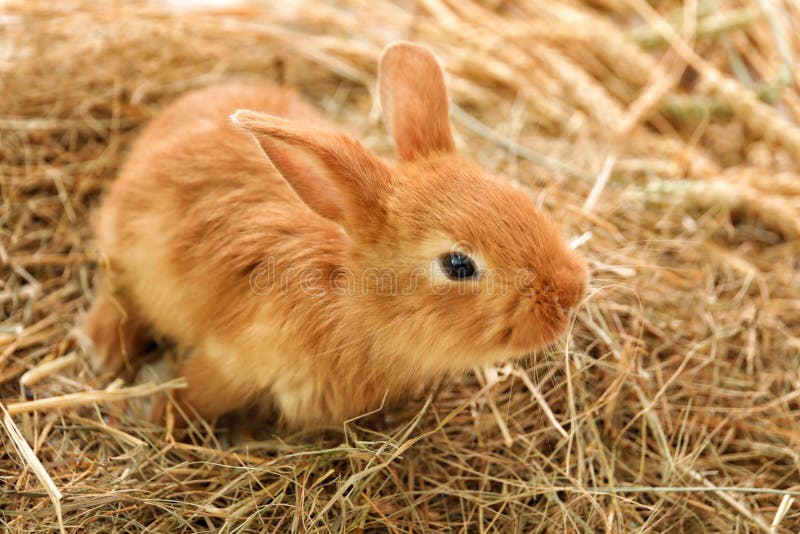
[502,319,567,356]
[496,284,576,354]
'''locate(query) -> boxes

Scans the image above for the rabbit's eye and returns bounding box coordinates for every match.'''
[440,252,477,280]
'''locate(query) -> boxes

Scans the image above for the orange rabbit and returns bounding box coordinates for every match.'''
[81,42,587,428]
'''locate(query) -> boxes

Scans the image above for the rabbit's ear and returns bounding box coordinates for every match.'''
[379,42,455,161]
[231,110,394,233]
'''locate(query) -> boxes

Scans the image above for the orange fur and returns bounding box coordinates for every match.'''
[81,42,587,428]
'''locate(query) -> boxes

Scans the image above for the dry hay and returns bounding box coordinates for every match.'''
[2,0,800,532]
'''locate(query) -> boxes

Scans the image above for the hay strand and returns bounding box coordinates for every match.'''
[6,379,187,416]
[1,404,65,534]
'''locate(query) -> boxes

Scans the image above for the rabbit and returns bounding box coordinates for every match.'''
[80,42,588,429]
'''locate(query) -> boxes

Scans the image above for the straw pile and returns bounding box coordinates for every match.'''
[2,0,799,531]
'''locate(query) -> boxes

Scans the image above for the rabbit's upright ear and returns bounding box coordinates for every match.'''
[379,42,455,161]
[231,110,394,233]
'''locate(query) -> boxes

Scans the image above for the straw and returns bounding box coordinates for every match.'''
[2,0,799,531]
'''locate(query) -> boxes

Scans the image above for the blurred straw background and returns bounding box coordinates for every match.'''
[1,0,800,531]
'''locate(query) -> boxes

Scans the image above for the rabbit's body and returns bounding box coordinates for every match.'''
[84,43,587,428]
[89,84,406,424]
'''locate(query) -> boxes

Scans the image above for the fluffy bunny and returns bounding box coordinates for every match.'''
[81,42,587,428]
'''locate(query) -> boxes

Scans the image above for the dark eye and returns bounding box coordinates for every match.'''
[440,252,477,280]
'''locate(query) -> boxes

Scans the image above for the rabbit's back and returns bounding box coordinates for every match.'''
[97,83,344,348]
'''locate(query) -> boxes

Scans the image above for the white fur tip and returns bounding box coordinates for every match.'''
[229,109,249,127]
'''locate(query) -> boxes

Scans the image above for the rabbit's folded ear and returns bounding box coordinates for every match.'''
[379,42,455,161]
[231,110,394,234]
